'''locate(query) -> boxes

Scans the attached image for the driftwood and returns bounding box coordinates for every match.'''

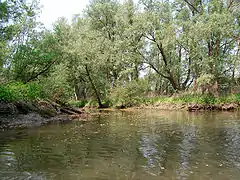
[49,101,82,115]
[64,107,82,114]
[60,107,82,115]
[60,108,76,115]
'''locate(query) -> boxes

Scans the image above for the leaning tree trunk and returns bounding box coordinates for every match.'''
[85,65,103,108]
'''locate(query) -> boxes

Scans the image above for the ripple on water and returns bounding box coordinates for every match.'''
[1,110,240,180]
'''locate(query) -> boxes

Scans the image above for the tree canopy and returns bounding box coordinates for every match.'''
[1,0,240,107]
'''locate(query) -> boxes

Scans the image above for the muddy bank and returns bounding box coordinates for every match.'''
[137,102,240,111]
[0,113,75,130]
[0,100,87,130]
[187,103,239,111]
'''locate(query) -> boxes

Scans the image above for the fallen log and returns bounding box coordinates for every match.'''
[48,101,83,115]
[60,108,76,115]
[64,107,82,114]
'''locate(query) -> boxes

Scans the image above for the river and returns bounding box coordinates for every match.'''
[1,110,240,180]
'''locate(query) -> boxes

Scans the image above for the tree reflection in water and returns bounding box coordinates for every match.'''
[223,120,240,168]
[139,133,168,176]
[176,125,196,180]
[1,110,240,179]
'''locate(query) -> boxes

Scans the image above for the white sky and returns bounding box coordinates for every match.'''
[39,0,90,28]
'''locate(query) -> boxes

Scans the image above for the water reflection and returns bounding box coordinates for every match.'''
[223,120,240,168]
[1,110,240,179]
[176,125,196,180]
[139,133,168,176]
[0,146,17,175]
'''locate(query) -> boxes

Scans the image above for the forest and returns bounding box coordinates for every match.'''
[1,0,240,108]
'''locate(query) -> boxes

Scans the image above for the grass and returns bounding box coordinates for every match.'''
[69,100,88,108]
[142,93,240,106]
[68,93,240,109]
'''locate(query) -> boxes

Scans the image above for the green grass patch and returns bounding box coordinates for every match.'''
[142,93,240,106]
[69,100,88,108]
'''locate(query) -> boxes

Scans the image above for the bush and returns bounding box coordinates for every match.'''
[235,94,240,103]
[143,92,240,106]
[141,93,218,105]
[69,100,88,108]
[171,94,216,104]
[196,74,215,86]
[216,93,240,104]
[85,99,99,107]
[110,79,148,107]
[0,85,14,102]
[0,82,42,102]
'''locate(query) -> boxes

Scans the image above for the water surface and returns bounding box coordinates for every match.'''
[1,110,240,180]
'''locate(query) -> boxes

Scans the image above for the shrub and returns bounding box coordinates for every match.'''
[0,85,14,102]
[234,94,240,103]
[143,93,217,105]
[0,82,42,102]
[69,100,88,108]
[85,99,99,107]
[110,79,148,107]
[197,74,215,86]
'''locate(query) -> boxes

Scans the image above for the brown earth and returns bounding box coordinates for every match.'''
[0,100,87,130]
[136,102,239,111]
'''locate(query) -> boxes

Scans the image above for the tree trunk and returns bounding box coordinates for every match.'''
[167,74,180,91]
[74,84,87,101]
[85,65,103,108]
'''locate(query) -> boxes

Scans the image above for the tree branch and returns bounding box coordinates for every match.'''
[143,33,168,67]
[137,49,169,79]
[183,0,199,13]
[25,59,57,83]
[182,58,192,89]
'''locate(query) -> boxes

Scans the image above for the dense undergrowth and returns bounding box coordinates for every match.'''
[0,82,42,102]
[69,93,240,108]
[142,94,240,106]
[1,82,240,109]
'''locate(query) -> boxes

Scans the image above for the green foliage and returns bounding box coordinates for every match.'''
[196,74,215,87]
[39,64,74,101]
[12,31,59,83]
[110,79,148,107]
[85,99,99,107]
[0,82,42,102]
[170,94,216,104]
[215,94,240,104]
[69,100,88,108]
[1,0,240,107]
[143,92,240,106]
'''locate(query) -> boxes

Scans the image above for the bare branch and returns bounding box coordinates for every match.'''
[183,0,199,13]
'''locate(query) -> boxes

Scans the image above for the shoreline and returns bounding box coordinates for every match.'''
[0,100,87,130]
[1,100,239,130]
[135,102,240,111]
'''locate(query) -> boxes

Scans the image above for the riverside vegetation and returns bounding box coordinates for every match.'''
[1,0,240,118]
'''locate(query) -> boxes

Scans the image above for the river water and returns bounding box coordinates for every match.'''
[1,110,240,180]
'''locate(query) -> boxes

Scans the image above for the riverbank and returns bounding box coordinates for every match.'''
[136,102,239,111]
[70,93,240,111]
[137,94,240,111]
[1,93,240,130]
[0,100,87,130]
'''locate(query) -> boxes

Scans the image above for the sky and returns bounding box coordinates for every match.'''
[39,0,89,28]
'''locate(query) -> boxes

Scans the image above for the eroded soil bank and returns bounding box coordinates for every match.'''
[1,100,239,130]
[0,101,87,130]
[136,102,239,111]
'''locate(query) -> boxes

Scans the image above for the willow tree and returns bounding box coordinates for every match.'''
[134,0,240,92]
[175,0,240,92]
[0,0,41,82]
[136,0,192,91]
